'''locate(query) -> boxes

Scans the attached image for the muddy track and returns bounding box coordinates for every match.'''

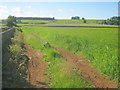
[21,32,49,88]
[52,47,117,88]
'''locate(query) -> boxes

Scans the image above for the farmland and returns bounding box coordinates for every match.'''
[2,19,118,88]
[1,1,119,88]
[22,23,118,87]
[18,19,118,27]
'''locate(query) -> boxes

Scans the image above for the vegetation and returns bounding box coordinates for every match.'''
[83,20,87,23]
[101,16,119,25]
[2,29,29,88]
[23,26,118,83]
[17,19,118,28]
[5,15,17,27]
[16,17,55,20]
[2,16,118,88]
[23,28,94,88]
[71,16,80,20]
[16,16,118,27]
[43,47,93,88]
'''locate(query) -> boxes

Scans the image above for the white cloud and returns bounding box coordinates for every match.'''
[98,16,101,18]
[11,7,24,17]
[12,7,22,13]
[27,6,32,8]
[0,5,7,9]
[0,5,9,19]
[58,9,63,12]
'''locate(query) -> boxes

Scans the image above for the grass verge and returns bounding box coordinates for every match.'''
[22,26,118,83]
[23,32,94,88]
[2,29,29,88]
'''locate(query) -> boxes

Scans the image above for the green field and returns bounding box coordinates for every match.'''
[22,25,118,87]
[2,1,119,88]
[21,19,103,24]
[19,19,118,27]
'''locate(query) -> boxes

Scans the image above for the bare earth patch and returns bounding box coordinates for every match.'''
[53,47,117,88]
[21,31,117,88]
[21,32,50,88]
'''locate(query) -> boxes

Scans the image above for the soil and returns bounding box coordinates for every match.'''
[21,32,50,88]
[21,31,117,88]
[52,47,117,88]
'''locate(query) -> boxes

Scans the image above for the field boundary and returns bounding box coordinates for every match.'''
[18,25,118,28]
[0,28,12,34]
[45,26,118,28]
[21,32,50,88]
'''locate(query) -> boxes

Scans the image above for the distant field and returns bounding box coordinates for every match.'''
[23,26,118,83]
[19,19,118,27]
[21,20,49,23]
[21,19,103,24]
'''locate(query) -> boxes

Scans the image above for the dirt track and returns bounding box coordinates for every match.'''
[53,47,117,88]
[21,32,49,88]
[21,31,117,88]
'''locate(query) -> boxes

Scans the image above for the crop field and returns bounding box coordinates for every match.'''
[22,25,118,87]
[21,20,49,23]
[2,1,119,88]
[19,19,118,27]
[21,19,103,24]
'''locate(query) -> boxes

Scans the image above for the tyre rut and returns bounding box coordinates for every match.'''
[21,32,50,88]
[52,46,117,88]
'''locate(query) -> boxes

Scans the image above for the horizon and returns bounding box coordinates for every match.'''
[0,2,118,20]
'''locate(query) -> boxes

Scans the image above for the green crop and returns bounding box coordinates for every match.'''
[23,25,118,84]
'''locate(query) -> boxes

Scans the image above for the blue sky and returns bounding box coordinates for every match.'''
[0,2,118,19]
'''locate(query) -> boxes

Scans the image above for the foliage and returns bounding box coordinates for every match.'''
[71,16,80,20]
[101,16,119,25]
[5,15,17,27]
[23,29,94,88]
[18,19,118,28]
[82,17,85,20]
[16,17,54,20]
[23,26,118,83]
[2,30,28,88]
[83,20,87,23]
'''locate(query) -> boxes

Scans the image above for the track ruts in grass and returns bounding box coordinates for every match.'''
[21,32,50,88]
[52,46,117,88]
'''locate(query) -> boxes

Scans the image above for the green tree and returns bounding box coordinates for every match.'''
[102,16,119,25]
[53,17,55,20]
[84,20,87,23]
[5,15,17,27]
[82,17,85,20]
[71,16,80,20]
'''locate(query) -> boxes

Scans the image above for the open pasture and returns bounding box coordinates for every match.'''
[23,26,118,83]
[20,19,118,27]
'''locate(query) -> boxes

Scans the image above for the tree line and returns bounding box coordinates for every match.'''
[71,16,87,23]
[3,15,119,28]
[101,16,119,25]
[16,17,55,20]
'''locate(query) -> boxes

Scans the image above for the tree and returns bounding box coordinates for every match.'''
[71,16,80,20]
[53,17,55,20]
[17,19,21,23]
[5,15,17,27]
[103,20,107,24]
[101,16,119,25]
[82,17,85,20]
[84,20,87,23]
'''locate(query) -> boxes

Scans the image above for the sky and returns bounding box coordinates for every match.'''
[0,1,118,19]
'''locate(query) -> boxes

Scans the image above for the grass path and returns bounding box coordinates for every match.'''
[22,27,117,88]
[52,46,117,88]
[21,32,50,88]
